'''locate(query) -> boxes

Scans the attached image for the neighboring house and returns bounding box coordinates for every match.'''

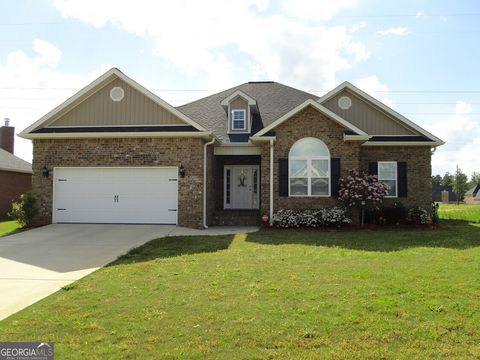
[465,184,480,204]
[19,68,444,228]
[0,119,32,218]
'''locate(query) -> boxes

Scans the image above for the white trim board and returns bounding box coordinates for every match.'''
[20,131,213,140]
[214,145,262,155]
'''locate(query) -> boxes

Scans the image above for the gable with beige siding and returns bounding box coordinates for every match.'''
[47,78,186,127]
[322,89,417,135]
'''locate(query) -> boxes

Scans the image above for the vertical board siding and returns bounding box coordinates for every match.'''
[48,78,185,127]
[322,89,416,135]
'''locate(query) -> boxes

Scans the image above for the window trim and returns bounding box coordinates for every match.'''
[230,109,247,131]
[378,161,398,198]
[288,138,331,197]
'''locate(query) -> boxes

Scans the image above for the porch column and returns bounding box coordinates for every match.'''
[269,139,274,225]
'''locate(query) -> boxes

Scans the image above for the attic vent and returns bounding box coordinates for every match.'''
[248,81,274,84]
[110,86,125,102]
[338,96,352,110]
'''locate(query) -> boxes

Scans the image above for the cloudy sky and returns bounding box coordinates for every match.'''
[1,0,479,177]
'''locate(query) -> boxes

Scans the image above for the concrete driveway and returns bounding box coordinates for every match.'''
[0,224,257,320]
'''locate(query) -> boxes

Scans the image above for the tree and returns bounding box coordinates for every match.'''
[471,171,480,185]
[338,169,389,226]
[452,166,469,205]
[442,172,454,189]
[432,174,442,187]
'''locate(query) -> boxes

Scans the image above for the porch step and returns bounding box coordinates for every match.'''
[211,210,261,226]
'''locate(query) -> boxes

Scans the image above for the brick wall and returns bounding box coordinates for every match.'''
[359,146,432,212]
[32,138,205,228]
[259,105,433,217]
[0,170,32,219]
[260,105,362,214]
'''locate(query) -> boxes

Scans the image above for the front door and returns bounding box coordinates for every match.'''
[224,166,259,209]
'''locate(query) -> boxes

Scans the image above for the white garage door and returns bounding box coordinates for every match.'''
[53,167,178,224]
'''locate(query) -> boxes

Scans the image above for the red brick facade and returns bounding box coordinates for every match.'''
[32,138,205,228]
[0,170,31,219]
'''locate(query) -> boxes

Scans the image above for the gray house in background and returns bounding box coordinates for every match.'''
[465,184,480,204]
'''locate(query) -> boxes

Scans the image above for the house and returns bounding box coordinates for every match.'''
[0,119,32,218]
[465,184,480,204]
[19,68,444,228]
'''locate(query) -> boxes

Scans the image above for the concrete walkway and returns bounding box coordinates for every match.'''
[0,224,258,320]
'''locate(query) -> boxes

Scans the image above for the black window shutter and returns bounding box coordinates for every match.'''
[397,162,407,197]
[279,158,289,197]
[331,158,341,197]
[368,162,378,176]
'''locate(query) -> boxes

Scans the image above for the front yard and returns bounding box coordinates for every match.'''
[0,208,480,358]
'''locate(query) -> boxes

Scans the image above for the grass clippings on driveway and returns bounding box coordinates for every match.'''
[1,219,480,359]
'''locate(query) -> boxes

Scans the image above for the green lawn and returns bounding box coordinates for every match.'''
[438,203,480,223]
[1,220,480,358]
[0,220,21,237]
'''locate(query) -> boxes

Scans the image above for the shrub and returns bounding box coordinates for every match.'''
[8,192,39,228]
[272,208,351,228]
[407,206,429,225]
[338,169,389,226]
[381,202,407,225]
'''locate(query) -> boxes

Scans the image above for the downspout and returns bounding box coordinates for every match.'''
[203,137,215,229]
[269,138,274,225]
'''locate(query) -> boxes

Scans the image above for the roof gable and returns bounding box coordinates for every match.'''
[252,99,368,138]
[318,81,444,145]
[20,68,206,137]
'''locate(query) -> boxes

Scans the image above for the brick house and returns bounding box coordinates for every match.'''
[19,68,444,228]
[0,119,32,218]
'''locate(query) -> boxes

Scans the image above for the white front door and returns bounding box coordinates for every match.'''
[224,166,259,209]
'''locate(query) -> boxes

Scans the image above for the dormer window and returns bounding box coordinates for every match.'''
[221,90,258,135]
[232,110,246,130]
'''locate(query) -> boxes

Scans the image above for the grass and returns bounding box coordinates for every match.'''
[0,220,21,237]
[438,203,480,223]
[1,218,480,358]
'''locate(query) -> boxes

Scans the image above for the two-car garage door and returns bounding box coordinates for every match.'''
[53,167,178,224]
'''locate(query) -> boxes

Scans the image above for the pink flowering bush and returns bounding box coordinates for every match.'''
[338,169,389,226]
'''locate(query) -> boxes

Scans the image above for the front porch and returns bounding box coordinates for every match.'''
[210,155,262,226]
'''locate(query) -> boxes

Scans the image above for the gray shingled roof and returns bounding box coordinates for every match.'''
[466,184,480,196]
[0,148,32,174]
[177,81,318,143]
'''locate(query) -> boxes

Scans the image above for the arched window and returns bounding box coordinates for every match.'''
[289,137,330,196]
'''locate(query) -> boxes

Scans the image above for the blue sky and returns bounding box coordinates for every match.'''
[1,0,479,177]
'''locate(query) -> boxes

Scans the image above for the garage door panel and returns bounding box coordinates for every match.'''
[53,167,178,224]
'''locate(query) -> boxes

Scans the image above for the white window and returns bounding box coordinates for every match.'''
[289,137,330,197]
[231,109,246,130]
[378,161,397,197]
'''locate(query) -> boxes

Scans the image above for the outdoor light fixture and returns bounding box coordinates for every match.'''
[42,165,50,178]
[179,163,186,178]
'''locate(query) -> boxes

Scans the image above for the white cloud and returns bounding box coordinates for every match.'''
[50,0,368,91]
[377,27,409,36]
[33,38,62,67]
[349,21,367,33]
[281,0,358,21]
[353,75,393,107]
[0,39,108,162]
[426,101,480,176]
[416,10,427,19]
